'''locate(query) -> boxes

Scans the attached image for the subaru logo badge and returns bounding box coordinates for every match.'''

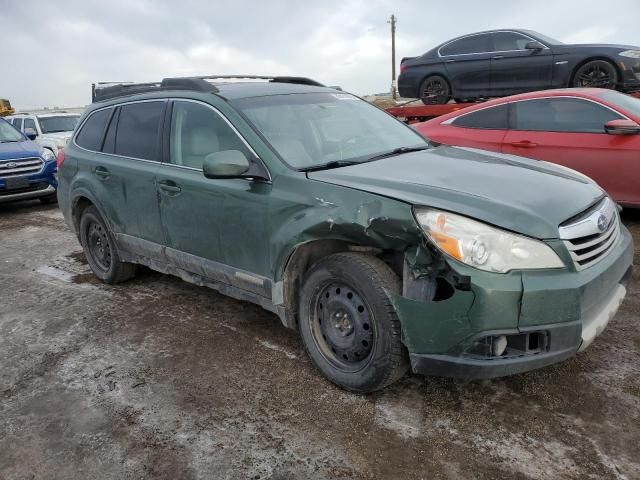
[596,214,608,233]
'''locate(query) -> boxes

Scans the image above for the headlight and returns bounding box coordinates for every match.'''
[414,208,564,273]
[41,149,56,162]
[619,50,640,59]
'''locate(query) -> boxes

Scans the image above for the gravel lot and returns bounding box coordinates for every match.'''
[1,201,638,480]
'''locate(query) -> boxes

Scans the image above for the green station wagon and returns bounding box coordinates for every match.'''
[58,76,633,392]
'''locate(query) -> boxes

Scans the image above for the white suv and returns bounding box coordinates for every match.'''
[7,112,80,156]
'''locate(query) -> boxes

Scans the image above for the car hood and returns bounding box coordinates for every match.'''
[0,140,41,161]
[308,146,605,240]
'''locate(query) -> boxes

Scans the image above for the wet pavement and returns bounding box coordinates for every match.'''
[1,201,639,480]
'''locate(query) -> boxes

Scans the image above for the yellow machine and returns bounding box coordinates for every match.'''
[0,99,15,117]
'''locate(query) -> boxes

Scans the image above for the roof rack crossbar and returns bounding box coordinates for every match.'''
[91,75,325,103]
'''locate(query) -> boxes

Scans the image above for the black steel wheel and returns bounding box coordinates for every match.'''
[420,75,450,105]
[312,282,376,372]
[79,205,135,284]
[572,60,618,89]
[299,253,408,392]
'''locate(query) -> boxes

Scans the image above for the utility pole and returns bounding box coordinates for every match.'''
[389,14,397,99]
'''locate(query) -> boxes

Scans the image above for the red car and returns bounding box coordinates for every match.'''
[415,89,640,206]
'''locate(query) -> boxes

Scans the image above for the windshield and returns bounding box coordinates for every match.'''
[38,115,80,134]
[233,92,428,170]
[600,91,640,118]
[523,30,563,45]
[0,119,25,143]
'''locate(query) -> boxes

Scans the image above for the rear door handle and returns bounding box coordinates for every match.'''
[492,55,504,60]
[445,59,456,63]
[94,166,110,179]
[510,140,538,148]
[157,180,182,194]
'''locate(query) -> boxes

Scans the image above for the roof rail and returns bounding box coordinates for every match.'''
[91,77,219,103]
[91,75,325,103]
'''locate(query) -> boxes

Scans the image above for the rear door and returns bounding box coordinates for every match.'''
[502,97,638,202]
[436,103,509,152]
[441,33,493,97]
[75,101,166,251]
[158,99,271,286]
[489,32,553,95]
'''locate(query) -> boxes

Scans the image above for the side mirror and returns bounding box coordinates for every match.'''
[24,127,38,140]
[605,119,640,135]
[202,150,252,179]
[525,41,545,51]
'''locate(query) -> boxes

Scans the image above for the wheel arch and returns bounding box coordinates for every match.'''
[279,239,401,329]
[569,56,622,86]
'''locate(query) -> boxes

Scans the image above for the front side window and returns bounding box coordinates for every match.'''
[114,102,164,160]
[491,32,534,51]
[75,108,112,151]
[512,98,622,133]
[440,34,492,56]
[599,91,640,118]
[23,118,37,132]
[0,120,25,142]
[169,101,251,169]
[451,104,509,129]
[234,93,427,169]
[38,115,80,134]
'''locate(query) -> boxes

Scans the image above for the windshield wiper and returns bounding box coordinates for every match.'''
[362,145,430,162]
[300,160,361,172]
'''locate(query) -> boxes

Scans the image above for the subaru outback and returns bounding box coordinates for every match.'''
[57,76,633,392]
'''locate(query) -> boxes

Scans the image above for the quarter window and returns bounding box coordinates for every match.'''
[169,101,250,170]
[75,108,112,151]
[512,98,622,133]
[115,102,164,160]
[491,32,534,51]
[440,34,492,56]
[451,104,509,129]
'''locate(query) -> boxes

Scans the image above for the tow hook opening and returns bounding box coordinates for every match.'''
[465,331,549,359]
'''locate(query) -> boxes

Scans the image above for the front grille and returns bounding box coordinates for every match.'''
[559,198,620,271]
[0,157,44,178]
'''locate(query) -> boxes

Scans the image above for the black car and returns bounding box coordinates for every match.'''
[398,29,640,104]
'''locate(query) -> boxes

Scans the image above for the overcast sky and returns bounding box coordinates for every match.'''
[2,0,639,109]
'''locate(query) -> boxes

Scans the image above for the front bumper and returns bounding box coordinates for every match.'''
[0,159,57,204]
[394,226,634,380]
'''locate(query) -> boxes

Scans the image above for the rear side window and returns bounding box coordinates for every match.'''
[440,34,492,56]
[76,108,112,151]
[451,104,508,129]
[115,102,164,160]
[512,98,622,133]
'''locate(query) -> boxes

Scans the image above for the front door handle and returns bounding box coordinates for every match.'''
[492,55,504,60]
[445,59,456,63]
[157,180,182,194]
[94,166,110,179]
[510,140,538,148]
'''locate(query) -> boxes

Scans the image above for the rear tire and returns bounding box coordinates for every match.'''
[79,205,135,284]
[298,253,408,393]
[419,75,451,105]
[572,60,618,89]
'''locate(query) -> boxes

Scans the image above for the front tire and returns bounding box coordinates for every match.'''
[572,60,618,89]
[298,253,408,392]
[79,205,135,284]
[419,75,451,105]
